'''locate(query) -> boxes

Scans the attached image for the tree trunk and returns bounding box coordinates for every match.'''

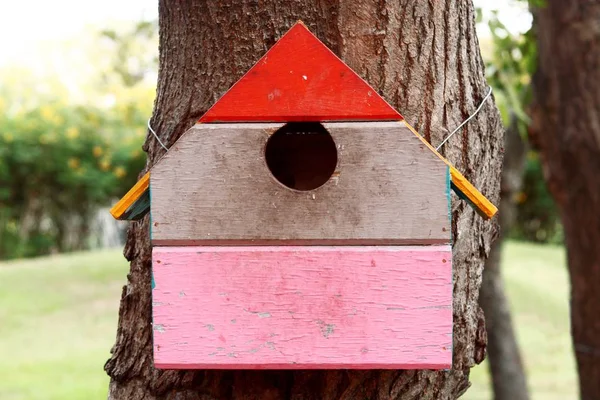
[532,2,600,399]
[479,121,529,400]
[105,1,503,399]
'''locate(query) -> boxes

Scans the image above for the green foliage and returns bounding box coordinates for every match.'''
[100,21,158,88]
[512,152,563,243]
[483,7,561,244]
[486,10,535,132]
[0,20,157,259]
[0,102,146,259]
[466,242,577,400]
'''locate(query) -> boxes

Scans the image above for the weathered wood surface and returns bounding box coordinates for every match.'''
[150,121,451,245]
[152,245,453,369]
[199,22,402,123]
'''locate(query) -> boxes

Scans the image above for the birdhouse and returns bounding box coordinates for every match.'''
[111,22,497,370]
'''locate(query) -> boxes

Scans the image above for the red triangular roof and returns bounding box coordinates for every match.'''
[199,22,403,122]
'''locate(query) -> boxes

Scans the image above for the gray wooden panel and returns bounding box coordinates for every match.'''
[150,122,450,245]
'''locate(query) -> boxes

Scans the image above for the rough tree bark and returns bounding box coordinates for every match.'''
[479,121,529,400]
[532,2,600,399]
[105,2,503,399]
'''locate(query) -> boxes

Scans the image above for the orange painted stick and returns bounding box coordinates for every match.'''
[402,121,498,219]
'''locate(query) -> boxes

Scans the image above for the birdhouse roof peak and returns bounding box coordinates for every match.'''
[199,21,403,123]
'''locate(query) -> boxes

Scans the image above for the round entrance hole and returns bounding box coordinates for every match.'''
[265,122,338,191]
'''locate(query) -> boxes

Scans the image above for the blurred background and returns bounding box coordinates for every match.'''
[0,1,574,399]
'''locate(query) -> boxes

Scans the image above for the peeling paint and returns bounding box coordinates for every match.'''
[153,324,165,333]
[265,341,276,350]
[243,308,271,318]
[316,320,335,338]
[205,324,215,331]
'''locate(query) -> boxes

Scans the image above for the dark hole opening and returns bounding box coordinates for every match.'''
[265,122,338,191]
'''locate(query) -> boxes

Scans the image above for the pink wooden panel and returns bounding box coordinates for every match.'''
[152,246,453,369]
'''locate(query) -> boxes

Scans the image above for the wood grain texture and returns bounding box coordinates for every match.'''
[152,245,453,369]
[150,121,451,245]
[199,22,402,123]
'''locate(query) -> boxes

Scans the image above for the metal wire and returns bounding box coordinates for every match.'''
[436,86,493,151]
[147,118,169,151]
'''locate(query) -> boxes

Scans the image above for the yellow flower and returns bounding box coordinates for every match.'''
[6,220,17,232]
[114,166,126,178]
[100,159,111,171]
[68,158,80,169]
[88,114,100,127]
[53,114,64,125]
[40,105,55,121]
[514,192,527,204]
[39,133,57,144]
[66,127,79,139]
[92,146,103,157]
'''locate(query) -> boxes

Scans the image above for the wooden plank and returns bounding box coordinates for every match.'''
[110,172,150,220]
[152,245,453,369]
[401,120,498,219]
[198,22,402,123]
[150,122,451,245]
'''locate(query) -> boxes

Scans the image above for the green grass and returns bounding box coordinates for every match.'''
[464,241,578,400]
[0,242,577,399]
[0,250,129,400]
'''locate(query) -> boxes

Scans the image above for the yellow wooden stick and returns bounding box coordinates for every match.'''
[110,172,150,220]
[402,120,498,219]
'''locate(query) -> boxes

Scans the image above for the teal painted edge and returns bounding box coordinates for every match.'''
[451,180,488,218]
[149,183,152,241]
[149,183,155,290]
[446,166,454,365]
[445,166,452,244]
[450,181,467,201]
[120,188,151,220]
